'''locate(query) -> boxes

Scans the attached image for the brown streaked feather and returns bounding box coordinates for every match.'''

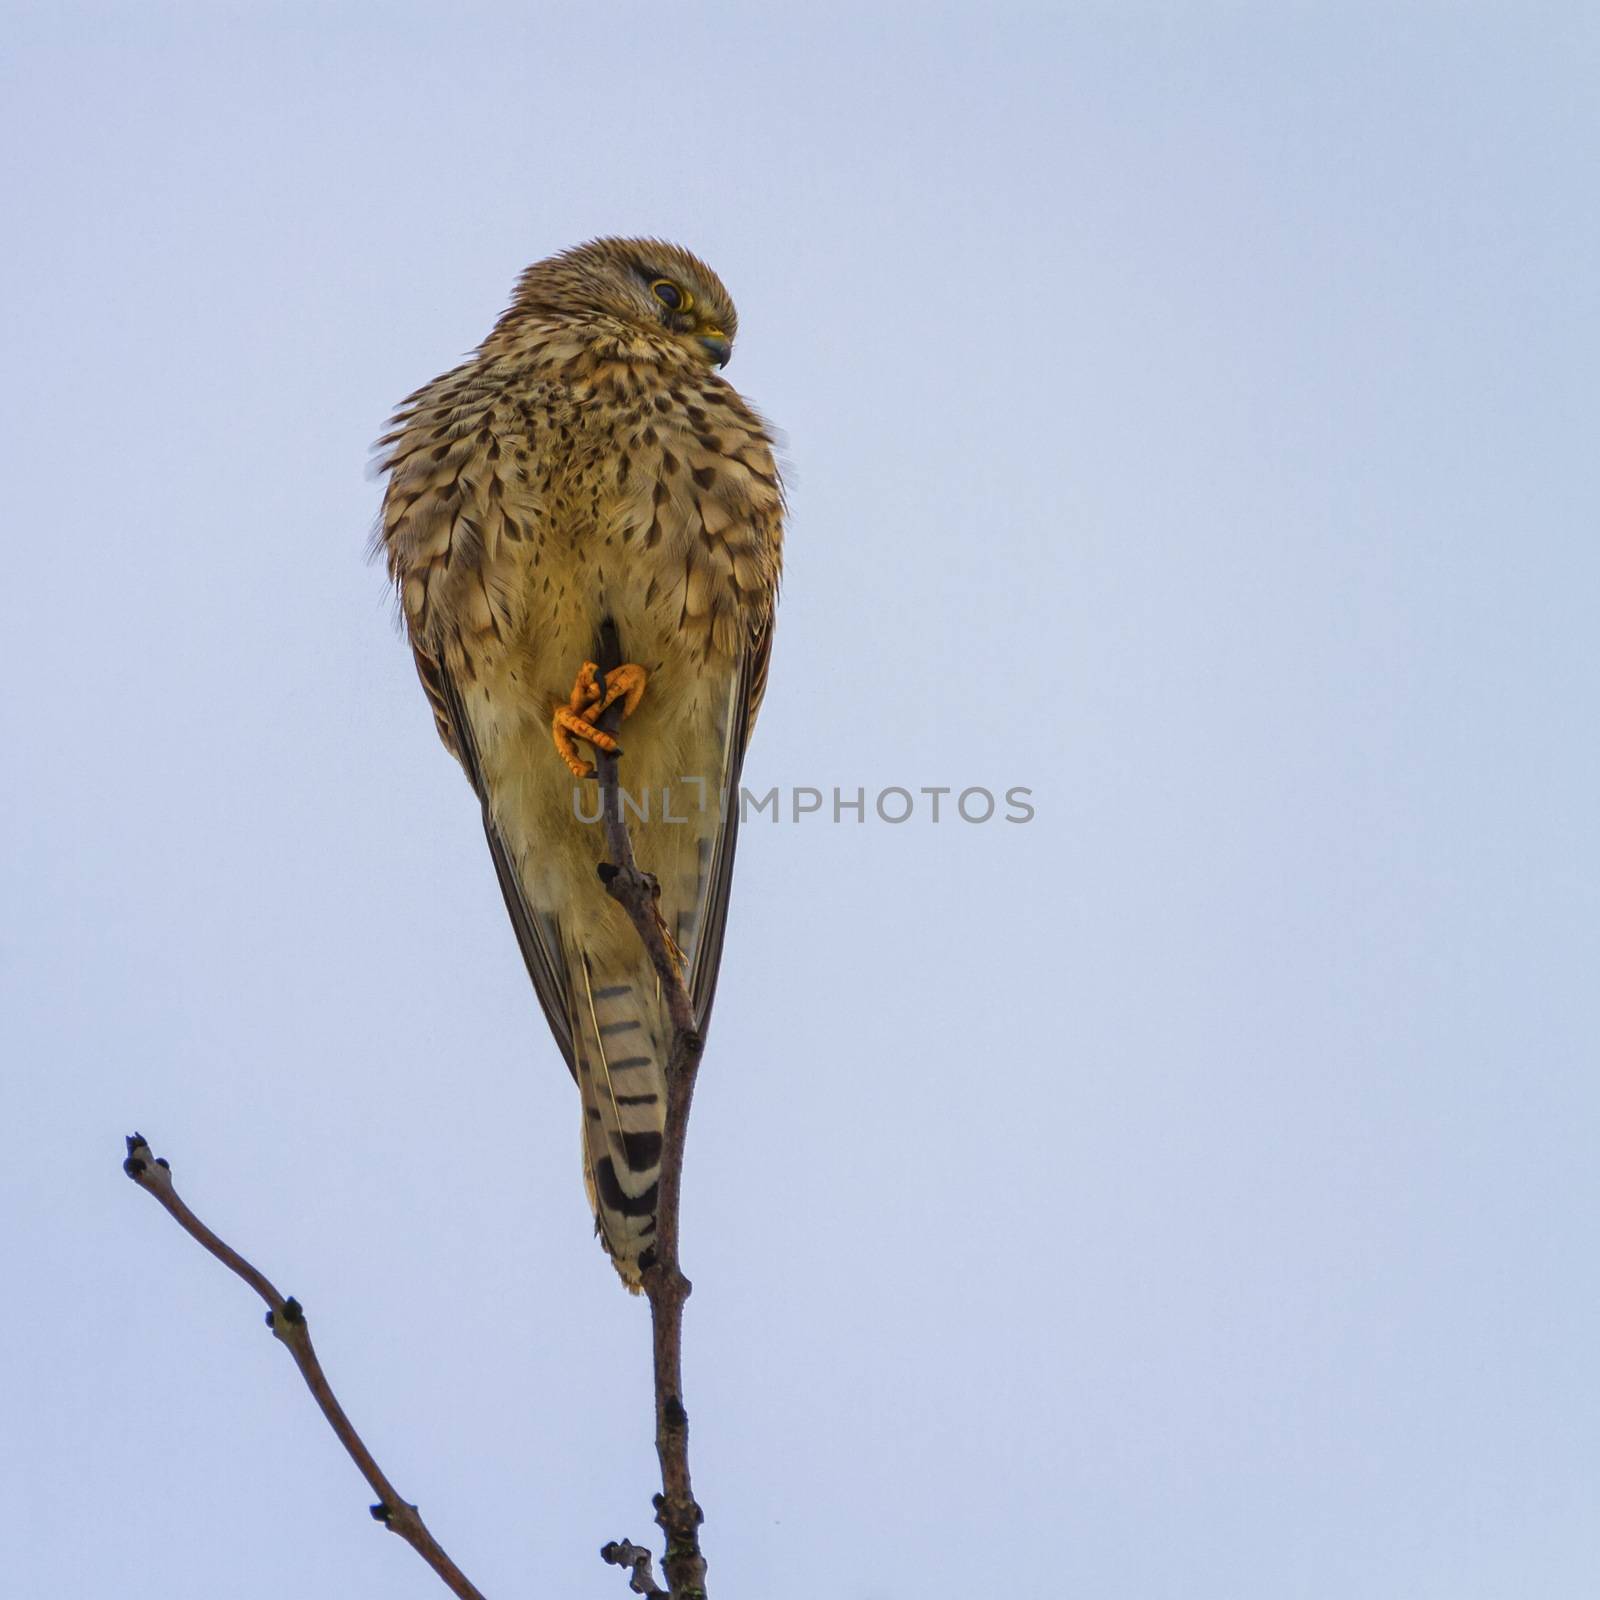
[426,650,578,1078]
[685,623,771,1031]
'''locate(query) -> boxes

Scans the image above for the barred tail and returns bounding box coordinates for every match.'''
[568,946,669,1288]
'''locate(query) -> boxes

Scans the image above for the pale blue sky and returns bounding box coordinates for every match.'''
[4,5,1598,1597]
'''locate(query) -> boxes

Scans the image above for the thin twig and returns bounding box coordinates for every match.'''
[592,639,709,1600]
[122,1134,487,1600]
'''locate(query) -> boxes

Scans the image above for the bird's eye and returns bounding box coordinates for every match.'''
[651,279,692,313]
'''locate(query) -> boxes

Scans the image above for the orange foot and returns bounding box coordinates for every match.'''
[552,660,648,779]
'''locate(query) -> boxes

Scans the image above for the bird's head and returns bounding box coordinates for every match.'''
[507,237,739,369]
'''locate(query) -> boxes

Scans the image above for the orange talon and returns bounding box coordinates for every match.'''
[567,661,604,713]
[551,659,649,779]
[591,662,648,721]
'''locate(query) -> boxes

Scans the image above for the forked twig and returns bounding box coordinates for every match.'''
[126,654,717,1598]
[600,1538,669,1595]
[121,1134,486,1600]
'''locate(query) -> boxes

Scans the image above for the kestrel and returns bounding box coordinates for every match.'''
[376,239,783,1288]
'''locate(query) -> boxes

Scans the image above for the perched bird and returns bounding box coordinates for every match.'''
[375,239,784,1288]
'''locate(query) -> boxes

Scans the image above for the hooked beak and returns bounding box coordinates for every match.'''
[697,329,732,368]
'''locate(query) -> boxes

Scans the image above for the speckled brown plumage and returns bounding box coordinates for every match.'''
[376,239,783,1286]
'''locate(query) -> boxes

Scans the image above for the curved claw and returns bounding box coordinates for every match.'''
[551,660,649,778]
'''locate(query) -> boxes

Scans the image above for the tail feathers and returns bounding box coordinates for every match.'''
[569,946,669,1289]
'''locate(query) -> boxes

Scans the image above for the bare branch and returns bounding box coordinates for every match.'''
[125,648,725,1600]
[122,1134,488,1600]
[592,649,710,1600]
